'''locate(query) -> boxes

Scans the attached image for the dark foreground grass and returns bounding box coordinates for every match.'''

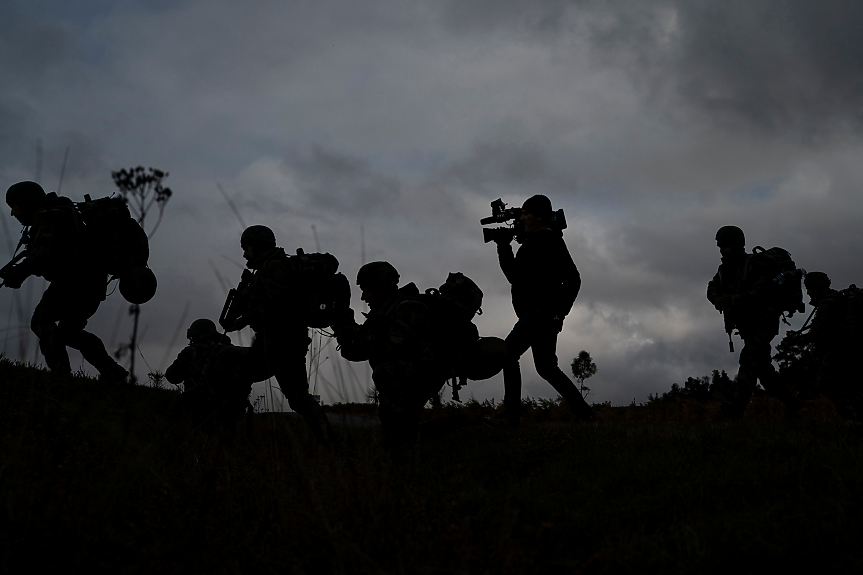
[1,358,861,574]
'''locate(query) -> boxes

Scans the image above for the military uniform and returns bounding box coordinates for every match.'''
[336,282,448,447]
[707,244,795,416]
[3,185,126,380]
[800,274,858,417]
[165,332,234,392]
[233,242,330,441]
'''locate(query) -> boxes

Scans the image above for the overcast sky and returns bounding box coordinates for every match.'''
[2,0,862,406]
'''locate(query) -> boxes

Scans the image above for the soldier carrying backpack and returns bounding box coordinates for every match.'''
[707,225,804,418]
[0,181,129,382]
[332,262,506,451]
[222,225,341,443]
[796,272,861,419]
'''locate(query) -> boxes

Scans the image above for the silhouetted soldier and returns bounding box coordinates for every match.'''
[166,318,233,394]
[493,194,593,425]
[798,272,858,418]
[707,226,800,418]
[1,181,127,381]
[166,318,250,422]
[226,225,331,442]
[333,261,448,450]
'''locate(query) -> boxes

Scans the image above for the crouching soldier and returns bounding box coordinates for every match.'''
[1,181,127,381]
[332,262,449,451]
[225,225,331,443]
[798,272,859,418]
[165,318,251,422]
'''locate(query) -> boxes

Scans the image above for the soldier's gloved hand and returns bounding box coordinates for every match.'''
[1,266,28,289]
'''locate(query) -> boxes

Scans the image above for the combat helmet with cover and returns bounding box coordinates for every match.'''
[187,318,218,340]
[5,181,46,208]
[241,225,276,249]
[715,225,745,248]
[357,261,400,290]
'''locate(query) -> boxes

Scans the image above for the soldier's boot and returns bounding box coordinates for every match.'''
[35,330,72,375]
[721,371,757,420]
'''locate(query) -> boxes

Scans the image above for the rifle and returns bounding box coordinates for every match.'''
[219,269,254,331]
[0,251,27,289]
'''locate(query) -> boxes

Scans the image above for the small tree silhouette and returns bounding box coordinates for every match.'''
[570,350,598,398]
[112,167,172,384]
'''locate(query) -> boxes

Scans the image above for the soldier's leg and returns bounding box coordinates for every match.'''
[30,284,71,373]
[725,332,772,418]
[266,333,331,443]
[54,282,127,381]
[531,329,594,421]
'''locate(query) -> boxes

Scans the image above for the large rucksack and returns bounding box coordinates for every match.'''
[415,272,483,372]
[75,194,150,278]
[744,246,806,319]
[839,284,863,343]
[286,248,351,328]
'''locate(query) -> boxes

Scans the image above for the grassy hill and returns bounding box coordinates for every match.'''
[1,357,861,573]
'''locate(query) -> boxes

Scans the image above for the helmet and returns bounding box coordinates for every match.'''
[461,337,509,381]
[804,271,831,290]
[187,318,217,340]
[119,266,158,304]
[6,181,46,208]
[356,261,399,289]
[241,225,276,248]
[715,226,745,248]
[521,194,552,220]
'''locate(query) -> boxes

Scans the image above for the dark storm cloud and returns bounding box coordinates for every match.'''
[439,0,863,136]
[633,0,863,135]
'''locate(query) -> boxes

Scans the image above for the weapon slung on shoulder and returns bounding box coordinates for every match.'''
[219,269,254,330]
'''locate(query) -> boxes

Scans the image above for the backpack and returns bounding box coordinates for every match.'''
[744,246,806,318]
[287,248,351,328]
[417,272,483,372]
[839,284,863,343]
[74,194,150,278]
